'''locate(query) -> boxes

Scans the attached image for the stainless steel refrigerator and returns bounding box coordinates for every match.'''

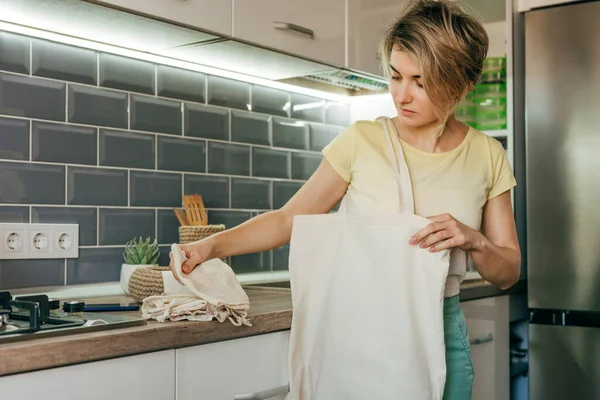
[525,1,600,399]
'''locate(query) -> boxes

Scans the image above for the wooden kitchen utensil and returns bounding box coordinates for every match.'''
[172,208,189,226]
[183,194,207,225]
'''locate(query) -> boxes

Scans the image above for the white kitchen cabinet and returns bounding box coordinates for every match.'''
[0,350,176,400]
[232,0,345,67]
[346,0,400,76]
[176,330,290,400]
[517,0,579,12]
[94,0,233,36]
[347,0,508,75]
[461,295,510,400]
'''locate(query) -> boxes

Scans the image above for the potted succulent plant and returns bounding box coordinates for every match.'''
[120,237,160,295]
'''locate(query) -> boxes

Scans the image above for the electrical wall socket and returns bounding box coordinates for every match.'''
[0,223,79,260]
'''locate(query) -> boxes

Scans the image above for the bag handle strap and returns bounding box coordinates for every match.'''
[377,116,415,214]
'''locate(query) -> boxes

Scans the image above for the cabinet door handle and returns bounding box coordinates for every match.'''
[273,21,315,39]
[470,333,494,345]
[233,383,290,400]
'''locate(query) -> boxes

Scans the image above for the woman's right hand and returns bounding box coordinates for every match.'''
[169,238,215,285]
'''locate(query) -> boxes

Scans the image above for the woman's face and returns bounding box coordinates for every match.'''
[388,47,438,128]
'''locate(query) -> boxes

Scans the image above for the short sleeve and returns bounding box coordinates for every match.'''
[488,141,517,199]
[321,123,358,183]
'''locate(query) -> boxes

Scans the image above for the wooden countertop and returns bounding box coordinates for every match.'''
[0,279,524,377]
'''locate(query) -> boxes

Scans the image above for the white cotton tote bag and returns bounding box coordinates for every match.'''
[286,117,450,400]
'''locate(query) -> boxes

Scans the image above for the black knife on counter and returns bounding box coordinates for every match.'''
[84,303,140,312]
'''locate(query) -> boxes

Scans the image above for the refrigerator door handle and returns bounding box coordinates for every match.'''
[470,333,494,345]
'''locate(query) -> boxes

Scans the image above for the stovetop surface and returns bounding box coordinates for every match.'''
[0,291,146,344]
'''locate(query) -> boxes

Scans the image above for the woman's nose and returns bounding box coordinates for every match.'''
[394,82,412,104]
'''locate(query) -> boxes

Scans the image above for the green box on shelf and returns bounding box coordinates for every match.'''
[473,83,507,98]
[482,57,507,73]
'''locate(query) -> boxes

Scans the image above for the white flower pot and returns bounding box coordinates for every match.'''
[120,263,157,295]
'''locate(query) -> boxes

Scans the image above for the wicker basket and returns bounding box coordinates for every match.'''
[128,224,228,302]
[128,266,170,302]
[179,224,226,244]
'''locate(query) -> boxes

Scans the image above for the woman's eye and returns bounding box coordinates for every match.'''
[416,82,424,88]
[391,75,401,81]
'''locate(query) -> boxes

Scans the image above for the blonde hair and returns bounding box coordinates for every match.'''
[380,0,489,132]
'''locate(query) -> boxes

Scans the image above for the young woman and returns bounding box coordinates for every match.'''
[171,0,521,398]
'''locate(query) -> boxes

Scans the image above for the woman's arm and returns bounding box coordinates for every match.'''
[471,191,521,289]
[410,190,521,290]
[176,159,349,274]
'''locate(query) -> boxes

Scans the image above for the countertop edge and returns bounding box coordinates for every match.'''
[0,280,526,377]
[0,309,293,377]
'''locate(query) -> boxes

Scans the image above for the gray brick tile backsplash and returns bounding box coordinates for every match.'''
[272,118,308,150]
[68,85,128,128]
[0,73,65,121]
[184,174,229,209]
[157,136,205,173]
[99,208,155,245]
[0,259,65,289]
[231,111,270,145]
[0,161,65,204]
[208,210,252,228]
[184,103,229,140]
[157,65,205,103]
[100,129,155,169]
[67,166,127,206]
[273,244,290,270]
[207,75,250,111]
[0,32,354,288]
[131,95,182,135]
[32,40,97,85]
[310,123,343,152]
[0,206,30,223]
[231,178,271,210]
[99,53,154,95]
[0,116,29,160]
[252,85,289,117]
[0,32,30,74]
[32,206,97,246]
[231,251,271,274]
[325,101,351,127]
[252,147,290,179]
[67,247,122,285]
[157,209,179,244]
[158,245,171,266]
[291,93,325,123]
[291,152,322,180]
[130,171,182,207]
[208,142,250,176]
[32,122,97,165]
[273,181,304,209]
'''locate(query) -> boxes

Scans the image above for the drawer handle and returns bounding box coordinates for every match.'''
[234,383,289,400]
[273,21,315,39]
[470,333,494,345]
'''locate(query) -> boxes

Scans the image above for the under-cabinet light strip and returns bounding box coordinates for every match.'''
[0,20,354,103]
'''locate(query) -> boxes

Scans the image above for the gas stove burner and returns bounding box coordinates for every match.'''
[0,291,86,337]
[0,291,146,344]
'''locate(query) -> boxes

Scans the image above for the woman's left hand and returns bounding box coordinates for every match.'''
[409,213,484,253]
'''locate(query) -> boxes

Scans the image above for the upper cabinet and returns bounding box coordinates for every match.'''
[232,0,346,67]
[518,0,580,12]
[94,0,233,36]
[346,0,399,77]
[347,0,508,77]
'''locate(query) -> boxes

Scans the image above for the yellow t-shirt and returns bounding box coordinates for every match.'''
[322,119,517,297]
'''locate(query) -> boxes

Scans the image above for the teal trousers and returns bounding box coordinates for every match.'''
[442,295,475,400]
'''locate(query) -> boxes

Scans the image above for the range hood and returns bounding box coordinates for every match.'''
[0,0,389,96]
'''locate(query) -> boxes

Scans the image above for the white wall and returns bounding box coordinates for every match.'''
[348,93,397,123]
[484,21,507,57]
